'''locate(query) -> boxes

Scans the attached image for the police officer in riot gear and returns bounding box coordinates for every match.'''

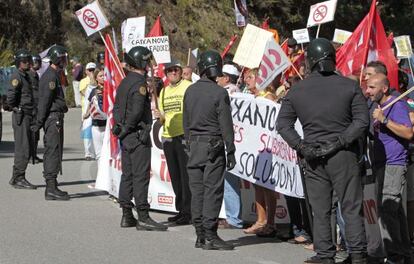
[7,49,37,189]
[276,38,368,264]
[96,51,105,70]
[112,46,167,231]
[31,45,69,201]
[29,54,42,163]
[183,50,236,250]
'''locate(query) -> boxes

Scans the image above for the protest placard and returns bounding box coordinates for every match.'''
[121,16,146,52]
[256,38,291,90]
[307,0,338,28]
[75,0,109,36]
[333,29,352,44]
[130,36,171,64]
[292,28,310,44]
[233,24,274,69]
[394,35,413,58]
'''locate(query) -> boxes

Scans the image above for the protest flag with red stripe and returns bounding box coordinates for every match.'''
[147,15,168,85]
[221,34,238,59]
[336,0,398,89]
[103,34,124,159]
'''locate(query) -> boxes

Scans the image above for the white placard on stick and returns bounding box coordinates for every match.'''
[233,24,274,69]
[75,0,109,36]
[121,17,146,53]
[131,36,171,64]
[333,29,352,44]
[307,0,338,28]
[394,35,413,58]
[292,28,310,44]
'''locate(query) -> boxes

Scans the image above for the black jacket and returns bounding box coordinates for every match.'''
[6,69,33,112]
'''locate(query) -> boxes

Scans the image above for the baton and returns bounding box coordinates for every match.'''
[56,120,63,175]
[298,158,314,239]
[31,130,36,165]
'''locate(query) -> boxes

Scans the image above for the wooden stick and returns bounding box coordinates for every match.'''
[236,66,245,88]
[99,31,125,78]
[408,57,414,82]
[359,65,365,86]
[382,85,414,111]
[316,24,321,38]
[290,62,303,80]
[187,48,191,66]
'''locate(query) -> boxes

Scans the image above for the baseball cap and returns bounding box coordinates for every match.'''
[222,64,240,77]
[86,62,96,70]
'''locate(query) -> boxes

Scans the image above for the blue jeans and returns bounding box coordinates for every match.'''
[223,172,243,228]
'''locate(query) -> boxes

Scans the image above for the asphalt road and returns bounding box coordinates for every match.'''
[0,108,313,264]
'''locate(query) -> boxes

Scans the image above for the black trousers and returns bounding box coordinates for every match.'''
[43,113,63,181]
[119,139,151,210]
[187,141,226,237]
[304,150,367,259]
[12,113,32,179]
[163,136,191,216]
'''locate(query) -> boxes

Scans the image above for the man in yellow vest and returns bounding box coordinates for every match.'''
[154,59,192,225]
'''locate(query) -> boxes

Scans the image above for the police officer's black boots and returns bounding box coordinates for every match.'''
[351,253,367,264]
[45,180,70,201]
[136,209,168,231]
[9,168,37,189]
[202,230,234,250]
[120,208,137,228]
[195,227,205,248]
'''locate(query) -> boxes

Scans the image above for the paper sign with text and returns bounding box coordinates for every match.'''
[129,36,171,64]
[121,17,146,52]
[292,29,310,44]
[333,29,352,44]
[394,35,413,58]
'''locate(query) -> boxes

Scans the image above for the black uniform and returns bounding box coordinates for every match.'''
[276,71,369,259]
[113,72,152,211]
[183,77,235,238]
[36,66,68,180]
[7,69,34,183]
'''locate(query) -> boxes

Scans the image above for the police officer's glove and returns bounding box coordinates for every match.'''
[315,137,345,158]
[295,141,318,161]
[30,124,41,133]
[226,152,236,170]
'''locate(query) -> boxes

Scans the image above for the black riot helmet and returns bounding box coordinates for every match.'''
[124,46,153,70]
[306,38,336,73]
[197,50,223,80]
[47,45,68,67]
[31,54,42,70]
[163,58,182,74]
[14,49,31,68]
[97,51,105,63]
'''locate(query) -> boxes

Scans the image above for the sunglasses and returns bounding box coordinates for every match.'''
[166,67,180,73]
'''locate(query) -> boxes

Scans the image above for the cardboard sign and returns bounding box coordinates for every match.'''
[333,29,352,44]
[292,28,310,44]
[394,35,413,58]
[121,16,146,52]
[75,0,109,36]
[256,38,291,90]
[307,0,338,27]
[233,24,274,69]
[130,36,171,64]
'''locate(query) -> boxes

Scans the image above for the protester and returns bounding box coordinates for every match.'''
[277,38,368,264]
[79,62,96,161]
[7,49,37,189]
[242,68,278,237]
[113,46,167,231]
[366,73,413,263]
[31,45,69,201]
[183,50,235,250]
[216,63,243,229]
[84,68,106,162]
[154,59,192,225]
[71,56,83,107]
[182,66,193,82]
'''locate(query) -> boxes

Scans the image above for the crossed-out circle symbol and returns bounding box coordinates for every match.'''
[313,4,328,22]
[83,8,99,29]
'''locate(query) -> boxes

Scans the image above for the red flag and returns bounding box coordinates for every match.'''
[221,35,238,59]
[147,15,168,84]
[336,0,398,89]
[103,34,125,159]
[387,32,394,47]
[261,18,270,30]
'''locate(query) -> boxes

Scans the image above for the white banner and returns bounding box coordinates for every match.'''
[292,28,310,44]
[256,38,291,90]
[394,35,413,58]
[333,29,352,44]
[229,93,304,198]
[121,16,146,53]
[307,0,338,28]
[234,0,247,27]
[233,24,274,69]
[75,0,109,36]
[128,36,171,64]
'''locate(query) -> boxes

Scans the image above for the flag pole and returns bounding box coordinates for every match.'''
[291,63,304,80]
[316,24,321,38]
[359,65,365,86]
[187,48,191,66]
[382,85,414,111]
[236,66,245,88]
[99,31,125,78]
[408,57,414,82]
